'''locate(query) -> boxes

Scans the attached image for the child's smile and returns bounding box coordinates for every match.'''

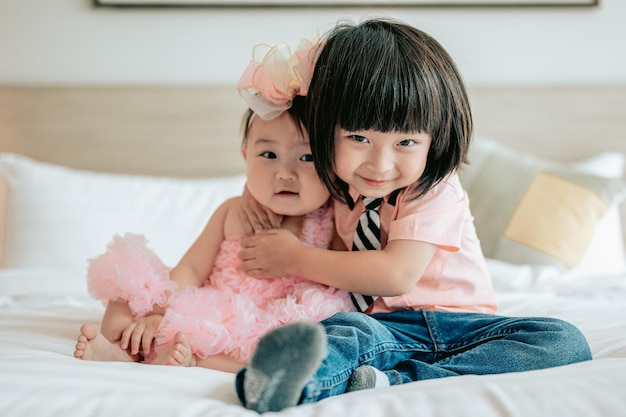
[361,178,390,188]
[335,129,432,198]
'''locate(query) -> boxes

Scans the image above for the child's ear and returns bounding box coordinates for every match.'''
[241,146,247,160]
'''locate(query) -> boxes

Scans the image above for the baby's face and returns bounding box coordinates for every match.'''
[243,113,329,217]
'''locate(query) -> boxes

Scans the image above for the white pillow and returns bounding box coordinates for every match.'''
[568,153,626,277]
[460,137,626,274]
[0,153,245,269]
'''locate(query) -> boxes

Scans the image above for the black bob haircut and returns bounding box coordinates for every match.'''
[307,18,473,204]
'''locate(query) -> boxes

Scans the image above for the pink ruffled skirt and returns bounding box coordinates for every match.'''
[87,206,355,363]
[156,238,354,362]
[87,233,175,318]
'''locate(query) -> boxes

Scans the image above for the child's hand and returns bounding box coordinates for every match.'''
[239,229,301,278]
[239,183,283,235]
[119,314,164,357]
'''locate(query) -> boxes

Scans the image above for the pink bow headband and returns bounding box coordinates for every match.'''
[237,34,323,120]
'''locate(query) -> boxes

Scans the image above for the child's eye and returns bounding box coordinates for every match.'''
[300,154,314,162]
[351,135,368,143]
[398,139,415,147]
[261,151,277,159]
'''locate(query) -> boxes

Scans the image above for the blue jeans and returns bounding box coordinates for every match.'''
[236,310,592,405]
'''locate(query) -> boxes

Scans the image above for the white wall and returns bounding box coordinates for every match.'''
[0,0,625,86]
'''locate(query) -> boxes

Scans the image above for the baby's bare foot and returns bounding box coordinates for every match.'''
[74,324,134,362]
[153,332,195,367]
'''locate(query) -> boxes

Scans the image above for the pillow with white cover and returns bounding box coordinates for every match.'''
[0,153,245,271]
[460,136,626,274]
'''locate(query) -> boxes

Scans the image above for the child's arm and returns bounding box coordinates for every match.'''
[239,183,283,234]
[168,198,233,291]
[121,200,233,354]
[239,229,436,297]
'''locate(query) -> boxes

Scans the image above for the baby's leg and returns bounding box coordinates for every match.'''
[152,332,196,367]
[99,300,136,343]
[195,352,245,374]
[74,324,136,362]
[151,332,244,373]
[74,300,139,361]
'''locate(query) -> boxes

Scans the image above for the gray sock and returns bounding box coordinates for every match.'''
[243,321,327,413]
[345,365,389,392]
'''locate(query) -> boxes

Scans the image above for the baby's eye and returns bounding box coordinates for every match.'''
[300,154,314,162]
[351,135,368,143]
[261,151,277,159]
[398,139,416,147]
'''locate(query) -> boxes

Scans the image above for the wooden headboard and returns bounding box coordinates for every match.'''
[0,86,248,178]
[1,85,625,257]
[1,85,625,178]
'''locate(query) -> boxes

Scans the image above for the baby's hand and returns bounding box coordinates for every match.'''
[239,183,283,235]
[119,314,163,357]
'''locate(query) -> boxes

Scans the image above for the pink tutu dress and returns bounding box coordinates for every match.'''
[87,205,355,363]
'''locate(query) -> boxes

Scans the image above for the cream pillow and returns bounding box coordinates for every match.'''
[0,153,245,270]
[459,137,626,272]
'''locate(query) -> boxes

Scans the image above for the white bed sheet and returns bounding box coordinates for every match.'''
[1,265,626,417]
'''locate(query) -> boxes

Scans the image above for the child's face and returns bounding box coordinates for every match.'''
[334,129,432,199]
[243,113,330,216]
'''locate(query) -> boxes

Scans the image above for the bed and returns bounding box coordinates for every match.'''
[1,85,626,417]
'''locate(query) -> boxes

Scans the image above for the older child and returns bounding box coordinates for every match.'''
[74,39,355,371]
[235,18,592,412]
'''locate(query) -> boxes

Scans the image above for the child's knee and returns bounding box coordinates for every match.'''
[547,318,592,364]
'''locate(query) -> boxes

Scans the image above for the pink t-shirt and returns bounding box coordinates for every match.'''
[334,173,497,315]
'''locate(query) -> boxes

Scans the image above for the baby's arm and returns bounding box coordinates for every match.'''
[116,200,232,356]
[239,230,436,297]
[168,198,233,291]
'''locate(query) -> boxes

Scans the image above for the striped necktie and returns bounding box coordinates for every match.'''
[351,196,383,311]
